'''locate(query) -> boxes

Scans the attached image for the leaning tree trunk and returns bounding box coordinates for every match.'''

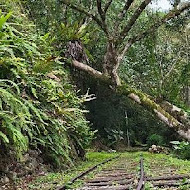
[158,101,190,127]
[117,84,190,141]
[68,59,190,141]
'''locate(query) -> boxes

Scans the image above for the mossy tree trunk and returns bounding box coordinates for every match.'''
[117,85,190,141]
[63,1,190,141]
[70,59,190,141]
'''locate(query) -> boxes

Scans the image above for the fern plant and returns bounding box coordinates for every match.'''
[0,7,94,167]
[0,80,30,158]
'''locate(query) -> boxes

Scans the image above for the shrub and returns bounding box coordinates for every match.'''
[147,134,164,146]
[170,141,190,160]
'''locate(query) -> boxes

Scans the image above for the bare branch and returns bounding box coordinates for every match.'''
[117,41,133,63]
[118,0,134,19]
[119,2,190,56]
[81,89,96,102]
[118,0,151,42]
[114,0,134,33]
[97,0,105,21]
[72,60,104,79]
[96,0,110,35]
[61,1,108,34]
[133,2,190,43]
[164,51,181,79]
[104,0,113,13]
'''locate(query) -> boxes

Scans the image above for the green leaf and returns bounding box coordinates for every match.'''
[0,131,9,143]
[0,12,12,30]
[170,141,180,145]
[31,87,38,98]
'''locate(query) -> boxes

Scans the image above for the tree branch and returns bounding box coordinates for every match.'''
[118,0,151,42]
[61,1,108,34]
[71,60,111,83]
[96,0,109,34]
[114,0,134,33]
[129,2,190,46]
[104,0,113,13]
[118,0,134,19]
[97,0,105,21]
[118,2,190,59]
[117,41,133,63]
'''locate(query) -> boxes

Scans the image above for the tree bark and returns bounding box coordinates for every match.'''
[119,0,151,41]
[185,86,190,107]
[103,42,121,86]
[72,60,106,80]
[117,84,190,141]
[158,100,190,128]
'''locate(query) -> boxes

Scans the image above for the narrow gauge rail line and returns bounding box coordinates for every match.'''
[62,155,142,190]
[136,155,145,190]
[57,155,120,190]
[58,154,190,190]
[78,155,143,190]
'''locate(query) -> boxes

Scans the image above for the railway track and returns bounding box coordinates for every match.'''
[58,154,190,190]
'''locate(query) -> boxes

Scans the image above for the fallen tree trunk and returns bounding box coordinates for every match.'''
[158,101,190,127]
[117,84,190,141]
[70,60,190,141]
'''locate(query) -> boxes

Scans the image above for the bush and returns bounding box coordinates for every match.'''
[147,134,164,147]
[170,141,190,160]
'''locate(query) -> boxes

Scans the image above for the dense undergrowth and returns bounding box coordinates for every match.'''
[0,2,94,168]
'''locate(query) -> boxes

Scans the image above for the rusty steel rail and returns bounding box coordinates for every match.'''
[57,154,120,190]
[57,154,189,190]
[136,155,190,189]
[136,155,145,190]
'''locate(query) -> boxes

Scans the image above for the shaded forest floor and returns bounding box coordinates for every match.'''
[10,152,190,189]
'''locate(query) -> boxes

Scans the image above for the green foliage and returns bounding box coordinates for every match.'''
[0,11,12,30]
[170,141,190,160]
[147,134,164,146]
[120,24,189,108]
[0,3,94,167]
[0,80,30,158]
[106,129,124,147]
